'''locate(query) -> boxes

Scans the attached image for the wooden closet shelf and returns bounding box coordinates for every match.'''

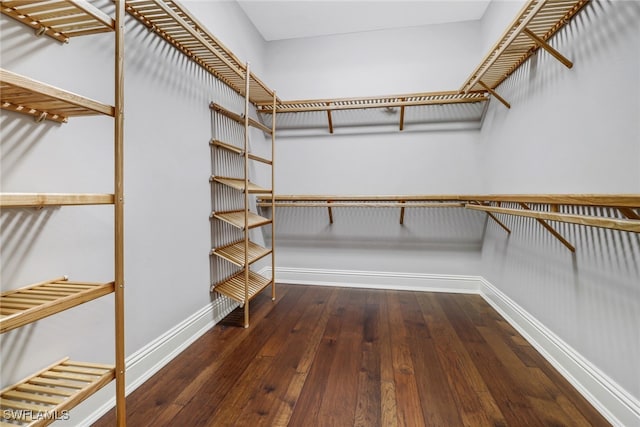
[211,176,271,194]
[0,193,115,208]
[1,0,115,43]
[210,240,272,267]
[466,204,640,234]
[0,68,115,123]
[210,103,272,134]
[212,210,272,230]
[259,194,640,208]
[255,91,488,113]
[212,270,271,304]
[257,201,465,208]
[0,277,115,334]
[0,357,114,425]
[461,0,589,93]
[210,139,272,165]
[124,0,276,104]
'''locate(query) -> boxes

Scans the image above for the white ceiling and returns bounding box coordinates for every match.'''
[237,0,492,41]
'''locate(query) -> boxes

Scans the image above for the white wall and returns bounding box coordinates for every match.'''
[0,0,270,409]
[265,19,482,99]
[479,0,640,400]
[262,16,488,278]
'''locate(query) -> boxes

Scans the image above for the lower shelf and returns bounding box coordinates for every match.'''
[0,358,114,426]
[213,270,272,303]
[0,277,115,334]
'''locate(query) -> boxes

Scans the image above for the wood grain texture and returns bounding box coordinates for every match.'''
[94,284,611,427]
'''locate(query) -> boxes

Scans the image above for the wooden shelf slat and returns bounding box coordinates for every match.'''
[466,204,640,234]
[258,194,640,208]
[256,90,488,113]
[1,0,115,43]
[212,210,271,230]
[0,277,115,334]
[0,68,115,122]
[460,0,589,93]
[210,140,272,165]
[124,0,276,104]
[0,193,115,207]
[210,240,272,267]
[210,103,272,134]
[0,358,114,425]
[212,270,272,304]
[211,176,271,194]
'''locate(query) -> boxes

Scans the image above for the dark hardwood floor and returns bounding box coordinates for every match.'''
[94,284,610,426]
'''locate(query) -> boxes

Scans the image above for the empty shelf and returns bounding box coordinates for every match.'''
[0,358,114,425]
[211,240,272,267]
[0,68,115,123]
[461,0,589,93]
[124,0,276,104]
[213,270,272,304]
[0,193,115,208]
[1,0,115,43]
[212,210,272,230]
[210,103,272,134]
[1,277,115,334]
[210,139,272,165]
[211,176,271,194]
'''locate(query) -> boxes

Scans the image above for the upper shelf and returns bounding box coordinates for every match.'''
[256,91,488,113]
[124,0,277,104]
[460,0,589,93]
[1,0,115,43]
[0,68,115,123]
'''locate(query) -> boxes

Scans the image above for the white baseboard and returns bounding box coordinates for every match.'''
[265,266,482,294]
[71,295,238,427]
[479,278,640,427]
[72,268,639,427]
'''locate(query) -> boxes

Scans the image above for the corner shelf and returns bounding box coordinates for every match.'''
[210,103,272,134]
[0,358,114,425]
[211,176,271,194]
[210,139,272,165]
[0,68,115,123]
[0,277,115,334]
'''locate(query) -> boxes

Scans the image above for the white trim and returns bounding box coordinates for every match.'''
[73,295,238,427]
[263,266,481,294]
[479,278,640,427]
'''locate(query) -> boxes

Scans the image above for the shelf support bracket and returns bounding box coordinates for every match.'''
[399,200,405,225]
[619,208,640,220]
[519,202,575,252]
[479,81,511,109]
[327,200,334,224]
[471,201,511,234]
[523,28,573,69]
[326,102,334,134]
[399,98,406,131]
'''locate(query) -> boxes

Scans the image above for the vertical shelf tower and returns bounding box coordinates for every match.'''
[210,64,276,328]
[0,1,125,425]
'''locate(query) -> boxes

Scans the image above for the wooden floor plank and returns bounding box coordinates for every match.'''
[95,284,611,427]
